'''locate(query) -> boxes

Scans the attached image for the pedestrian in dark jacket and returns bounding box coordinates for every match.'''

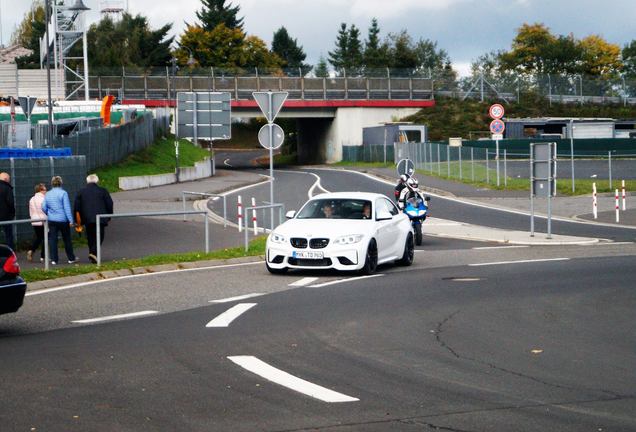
[74,174,113,264]
[42,175,77,265]
[0,172,16,250]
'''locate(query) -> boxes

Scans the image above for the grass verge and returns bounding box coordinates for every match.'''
[21,237,267,283]
[95,135,212,192]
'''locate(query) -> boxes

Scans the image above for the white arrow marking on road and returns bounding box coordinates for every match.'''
[469,258,569,267]
[223,158,233,167]
[72,310,158,324]
[289,277,319,287]
[209,293,265,303]
[308,274,384,288]
[228,356,359,403]
[206,303,257,327]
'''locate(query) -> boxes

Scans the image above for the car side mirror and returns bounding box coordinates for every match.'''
[285,210,296,219]
[425,196,431,202]
[376,210,393,221]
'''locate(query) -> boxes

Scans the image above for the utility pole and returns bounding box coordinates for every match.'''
[45,0,54,144]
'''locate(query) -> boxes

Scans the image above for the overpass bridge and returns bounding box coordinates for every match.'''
[93,72,435,162]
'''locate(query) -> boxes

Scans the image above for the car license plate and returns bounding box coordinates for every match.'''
[292,250,324,259]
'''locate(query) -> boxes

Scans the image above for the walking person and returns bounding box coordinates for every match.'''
[74,174,113,264]
[42,176,77,265]
[27,183,47,262]
[0,172,16,250]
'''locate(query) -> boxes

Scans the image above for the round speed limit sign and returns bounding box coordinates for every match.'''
[489,104,505,119]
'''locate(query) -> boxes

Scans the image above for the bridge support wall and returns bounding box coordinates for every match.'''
[297,107,420,163]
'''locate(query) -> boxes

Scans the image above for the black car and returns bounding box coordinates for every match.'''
[0,245,27,315]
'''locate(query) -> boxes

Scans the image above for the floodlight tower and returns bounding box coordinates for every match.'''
[100,0,126,21]
[40,0,92,101]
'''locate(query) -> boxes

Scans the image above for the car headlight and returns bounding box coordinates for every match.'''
[269,233,286,244]
[334,234,364,245]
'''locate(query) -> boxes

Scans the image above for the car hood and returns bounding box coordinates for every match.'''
[273,218,374,239]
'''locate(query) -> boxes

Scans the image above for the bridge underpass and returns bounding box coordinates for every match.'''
[118,73,435,163]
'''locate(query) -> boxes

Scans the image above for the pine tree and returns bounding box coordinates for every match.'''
[347,24,364,75]
[314,56,329,77]
[328,23,349,72]
[363,18,388,74]
[196,0,244,32]
[272,26,309,74]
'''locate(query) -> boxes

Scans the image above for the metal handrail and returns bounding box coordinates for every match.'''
[95,210,209,266]
[243,204,285,252]
[0,218,50,271]
[181,191,227,227]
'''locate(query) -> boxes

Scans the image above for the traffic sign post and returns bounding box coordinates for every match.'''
[489,119,505,187]
[530,142,557,239]
[253,91,288,229]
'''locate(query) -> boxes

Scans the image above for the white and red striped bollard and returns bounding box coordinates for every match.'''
[592,182,597,219]
[237,195,243,232]
[622,179,626,211]
[251,197,258,235]
[615,189,620,223]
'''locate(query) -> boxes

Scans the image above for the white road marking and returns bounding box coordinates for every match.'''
[597,241,634,246]
[469,258,569,267]
[206,303,257,327]
[289,277,319,287]
[473,245,530,250]
[307,173,330,198]
[209,293,265,303]
[308,274,384,288]
[72,310,158,324]
[26,261,263,297]
[223,158,232,167]
[227,356,359,403]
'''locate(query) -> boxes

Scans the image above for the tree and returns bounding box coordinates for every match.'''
[196,0,244,32]
[86,13,174,70]
[579,35,622,77]
[314,56,329,77]
[328,23,349,72]
[363,18,389,73]
[271,27,309,74]
[623,40,636,78]
[11,2,46,68]
[346,24,364,75]
[387,31,418,71]
[500,23,556,74]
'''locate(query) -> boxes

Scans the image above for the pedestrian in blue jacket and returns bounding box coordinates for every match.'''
[42,176,77,265]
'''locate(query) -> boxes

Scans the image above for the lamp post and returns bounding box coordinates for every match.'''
[44,0,53,145]
[171,56,180,183]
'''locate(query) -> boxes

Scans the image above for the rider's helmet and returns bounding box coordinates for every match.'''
[412,178,419,188]
[399,174,408,183]
[406,177,416,188]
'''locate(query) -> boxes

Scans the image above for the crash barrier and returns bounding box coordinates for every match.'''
[0,156,86,243]
[0,148,72,158]
[95,210,210,266]
[181,191,227,227]
[52,111,170,171]
[243,204,285,252]
[0,218,50,271]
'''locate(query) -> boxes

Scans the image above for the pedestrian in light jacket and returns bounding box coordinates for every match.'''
[27,183,47,262]
[74,174,113,264]
[0,172,16,250]
[42,176,77,265]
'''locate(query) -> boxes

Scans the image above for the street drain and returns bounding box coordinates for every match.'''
[442,277,482,282]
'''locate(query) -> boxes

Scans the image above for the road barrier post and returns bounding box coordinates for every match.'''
[608,152,613,190]
[486,150,490,184]
[504,149,507,188]
[622,180,626,211]
[471,147,475,182]
[237,195,243,232]
[592,182,598,219]
[251,197,257,235]
[616,189,620,223]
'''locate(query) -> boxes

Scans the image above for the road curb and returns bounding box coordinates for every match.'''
[26,255,265,293]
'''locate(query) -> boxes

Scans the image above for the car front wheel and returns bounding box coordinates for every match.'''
[397,232,414,266]
[360,239,378,275]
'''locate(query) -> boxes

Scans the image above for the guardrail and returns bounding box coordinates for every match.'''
[0,218,50,271]
[243,204,285,252]
[95,210,210,266]
[181,191,227,227]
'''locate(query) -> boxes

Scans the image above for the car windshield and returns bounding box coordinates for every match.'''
[296,199,372,220]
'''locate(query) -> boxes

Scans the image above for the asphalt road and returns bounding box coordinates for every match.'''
[1,253,634,431]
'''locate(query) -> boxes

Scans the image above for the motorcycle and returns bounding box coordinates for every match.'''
[403,190,430,246]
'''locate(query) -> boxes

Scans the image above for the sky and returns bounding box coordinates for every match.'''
[1,0,635,76]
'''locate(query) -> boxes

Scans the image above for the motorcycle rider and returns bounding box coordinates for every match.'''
[394,174,409,202]
[398,177,422,210]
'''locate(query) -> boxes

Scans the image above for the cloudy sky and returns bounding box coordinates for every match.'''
[1,0,634,75]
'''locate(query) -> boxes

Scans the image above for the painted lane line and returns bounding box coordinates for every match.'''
[72,310,158,324]
[473,245,530,250]
[209,293,265,303]
[309,274,384,288]
[289,277,319,287]
[206,303,257,328]
[26,261,263,297]
[227,356,359,403]
[307,173,330,199]
[469,258,569,267]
